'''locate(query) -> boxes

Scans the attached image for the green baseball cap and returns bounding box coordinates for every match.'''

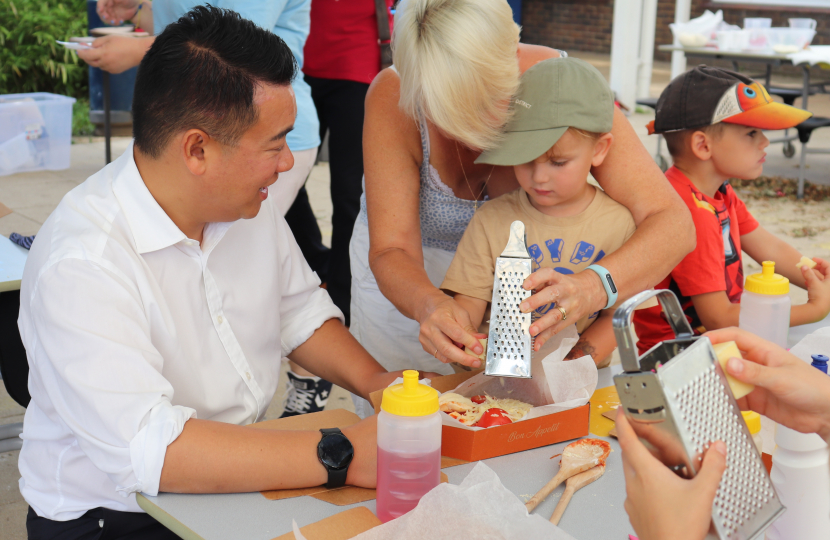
[476,57,614,166]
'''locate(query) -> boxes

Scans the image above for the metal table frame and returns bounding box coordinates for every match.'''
[659,45,830,198]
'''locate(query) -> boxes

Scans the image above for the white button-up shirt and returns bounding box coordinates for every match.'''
[18,144,342,520]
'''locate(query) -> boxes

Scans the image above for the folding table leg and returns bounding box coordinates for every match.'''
[103,71,112,165]
[798,140,807,200]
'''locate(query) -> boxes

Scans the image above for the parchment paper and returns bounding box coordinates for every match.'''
[346,463,575,540]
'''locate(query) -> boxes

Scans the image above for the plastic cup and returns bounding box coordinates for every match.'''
[789,18,817,30]
[744,18,771,29]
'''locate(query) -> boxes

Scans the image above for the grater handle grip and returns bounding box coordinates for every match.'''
[613,289,694,372]
[499,221,531,258]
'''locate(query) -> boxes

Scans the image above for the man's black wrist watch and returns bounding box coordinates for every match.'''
[317,428,354,488]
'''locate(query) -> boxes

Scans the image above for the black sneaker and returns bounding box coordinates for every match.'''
[279,371,333,418]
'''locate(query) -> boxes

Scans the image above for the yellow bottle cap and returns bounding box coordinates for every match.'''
[744,261,789,295]
[741,411,762,435]
[381,370,439,417]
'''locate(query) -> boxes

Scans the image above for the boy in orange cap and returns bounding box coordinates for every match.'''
[635,66,830,353]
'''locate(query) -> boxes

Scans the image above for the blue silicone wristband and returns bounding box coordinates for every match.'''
[587,264,618,310]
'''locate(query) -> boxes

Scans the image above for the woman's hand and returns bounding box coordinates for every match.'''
[617,411,726,540]
[77,35,153,74]
[97,0,141,26]
[520,268,606,350]
[708,327,830,441]
[418,293,486,368]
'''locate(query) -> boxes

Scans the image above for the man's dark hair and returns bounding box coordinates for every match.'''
[132,5,296,158]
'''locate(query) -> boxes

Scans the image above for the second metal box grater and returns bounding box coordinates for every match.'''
[486,220,533,378]
[612,289,784,539]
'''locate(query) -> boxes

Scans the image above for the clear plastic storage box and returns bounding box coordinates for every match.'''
[0,93,76,176]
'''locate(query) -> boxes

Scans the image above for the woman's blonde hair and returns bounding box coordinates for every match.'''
[393,0,521,151]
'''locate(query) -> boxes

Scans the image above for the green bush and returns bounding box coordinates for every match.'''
[0,0,89,99]
[73,98,95,136]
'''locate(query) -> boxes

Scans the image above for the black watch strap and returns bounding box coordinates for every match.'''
[325,461,348,489]
[318,428,351,489]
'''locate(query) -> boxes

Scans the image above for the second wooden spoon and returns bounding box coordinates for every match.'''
[549,465,606,525]
[525,438,611,512]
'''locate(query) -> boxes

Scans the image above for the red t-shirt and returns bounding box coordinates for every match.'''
[303,0,394,85]
[633,167,759,354]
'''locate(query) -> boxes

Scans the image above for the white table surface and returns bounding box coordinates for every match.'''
[0,235,28,292]
[137,366,634,540]
[658,44,792,62]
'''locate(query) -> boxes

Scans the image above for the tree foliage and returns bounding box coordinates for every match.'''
[0,0,89,98]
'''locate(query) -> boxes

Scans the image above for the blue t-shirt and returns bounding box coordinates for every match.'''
[154,0,320,152]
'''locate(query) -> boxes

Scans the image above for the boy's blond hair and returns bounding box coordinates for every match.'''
[393,0,520,151]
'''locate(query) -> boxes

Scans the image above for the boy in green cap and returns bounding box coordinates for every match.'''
[441,57,635,367]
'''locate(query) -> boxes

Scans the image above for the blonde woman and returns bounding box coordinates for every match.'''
[350,0,694,387]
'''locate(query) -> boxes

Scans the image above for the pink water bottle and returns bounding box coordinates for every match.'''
[376,370,441,522]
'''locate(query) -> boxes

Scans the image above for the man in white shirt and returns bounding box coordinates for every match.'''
[19,7,408,539]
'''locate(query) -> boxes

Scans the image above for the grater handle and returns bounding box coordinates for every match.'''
[613,289,694,372]
[499,221,531,258]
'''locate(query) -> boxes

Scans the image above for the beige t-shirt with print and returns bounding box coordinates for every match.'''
[441,187,636,333]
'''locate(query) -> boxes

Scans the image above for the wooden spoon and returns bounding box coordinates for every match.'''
[549,465,606,525]
[525,438,611,512]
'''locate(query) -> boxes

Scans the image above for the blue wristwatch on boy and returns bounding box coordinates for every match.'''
[587,264,618,310]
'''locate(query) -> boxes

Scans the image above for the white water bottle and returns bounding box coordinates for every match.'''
[766,426,830,539]
[376,370,441,523]
[766,360,830,539]
[739,261,790,348]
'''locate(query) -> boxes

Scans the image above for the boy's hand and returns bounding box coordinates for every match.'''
[803,258,830,323]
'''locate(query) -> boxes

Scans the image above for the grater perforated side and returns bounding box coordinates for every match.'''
[614,290,785,540]
[486,221,533,378]
[663,347,783,539]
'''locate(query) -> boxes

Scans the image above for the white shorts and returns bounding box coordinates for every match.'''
[272,147,318,216]
[348,215,456,417]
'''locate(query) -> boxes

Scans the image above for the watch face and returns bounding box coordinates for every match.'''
[318,433,354,470]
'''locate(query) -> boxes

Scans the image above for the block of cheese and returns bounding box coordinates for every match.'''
[465,338,487,361]
[713,341,754,400]
[796,256,817,269]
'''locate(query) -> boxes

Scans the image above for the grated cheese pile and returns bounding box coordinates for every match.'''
[438,392,532,427]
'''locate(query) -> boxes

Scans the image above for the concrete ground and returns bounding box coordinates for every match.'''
[1,53,830,539]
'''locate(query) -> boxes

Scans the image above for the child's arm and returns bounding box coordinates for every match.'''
[565,310,617,366]
[690,291,740,330]
[741,226,808,288]
[452,294,488,334]
[741,226,830,325]
[692,279,830,330]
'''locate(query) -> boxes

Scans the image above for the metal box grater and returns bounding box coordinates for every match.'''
[613,290,784,539]
[486,220,533,378]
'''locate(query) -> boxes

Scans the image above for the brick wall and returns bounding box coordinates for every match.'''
[521,0,614,54]
[521,0,830,59]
